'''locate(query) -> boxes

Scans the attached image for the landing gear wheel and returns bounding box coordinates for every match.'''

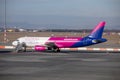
[57,49,60,52]
[56,48,60,52]
[22,42,27,52]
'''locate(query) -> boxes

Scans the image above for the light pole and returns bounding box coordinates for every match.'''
[4,0,7,43]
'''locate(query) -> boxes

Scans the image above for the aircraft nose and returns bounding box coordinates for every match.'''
[12,41,18,46]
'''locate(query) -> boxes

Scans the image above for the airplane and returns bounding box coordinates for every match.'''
[12,21,107,52]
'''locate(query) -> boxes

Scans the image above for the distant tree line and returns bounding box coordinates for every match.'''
[0,28,120,33]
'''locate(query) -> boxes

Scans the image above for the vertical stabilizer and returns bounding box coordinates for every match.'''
[88,21,106,39]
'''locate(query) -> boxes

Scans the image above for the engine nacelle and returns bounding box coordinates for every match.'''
[35,45,46,51]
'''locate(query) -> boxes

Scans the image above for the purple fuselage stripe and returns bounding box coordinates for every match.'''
[46,37,83,48]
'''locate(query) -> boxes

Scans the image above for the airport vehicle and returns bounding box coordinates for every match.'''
[12,21,107,52]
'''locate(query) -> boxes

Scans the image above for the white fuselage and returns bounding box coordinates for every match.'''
[12,37,50,46]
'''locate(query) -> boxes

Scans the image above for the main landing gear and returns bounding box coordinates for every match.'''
[48,47,60,52]
[55,48,60,52]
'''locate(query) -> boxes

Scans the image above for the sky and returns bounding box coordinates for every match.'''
[0,0,120,29]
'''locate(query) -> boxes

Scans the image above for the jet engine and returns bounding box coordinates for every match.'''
[34,45,46,51]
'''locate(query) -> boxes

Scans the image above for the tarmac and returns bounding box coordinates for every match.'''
[0,51,120,80]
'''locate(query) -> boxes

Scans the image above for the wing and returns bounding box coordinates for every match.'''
[45,42,61,52]
[45,42,58,49]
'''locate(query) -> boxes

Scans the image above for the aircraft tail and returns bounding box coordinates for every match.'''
[88,21,106,39]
